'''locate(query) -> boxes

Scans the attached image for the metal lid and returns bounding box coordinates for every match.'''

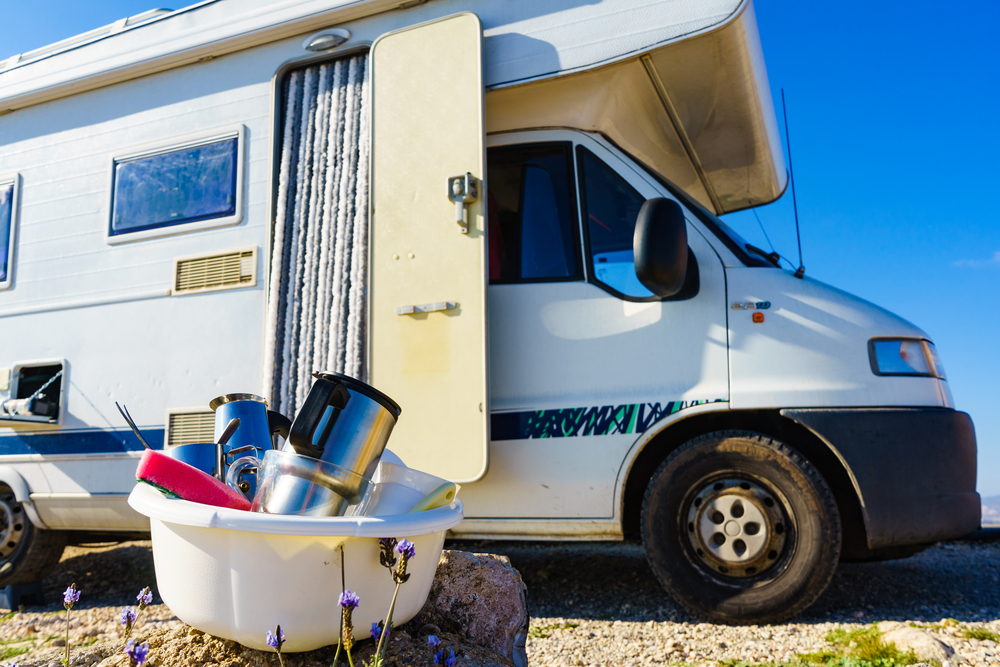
[311,372,401,419]
[209,393,267,411]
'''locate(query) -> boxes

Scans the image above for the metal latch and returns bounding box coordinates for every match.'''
[448,173,478,233]
[396,301,457,315]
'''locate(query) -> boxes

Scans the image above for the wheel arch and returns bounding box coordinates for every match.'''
[619,409,871,558]
[0,467,31,502]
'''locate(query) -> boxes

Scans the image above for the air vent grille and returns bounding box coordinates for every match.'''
[174,247,256,295]
[167,411,215,447]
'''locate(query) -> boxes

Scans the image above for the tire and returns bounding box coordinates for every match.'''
[0,485,66,586]
[641,430,841,624]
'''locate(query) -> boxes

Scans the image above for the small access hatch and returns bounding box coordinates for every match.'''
[368,13,488,482]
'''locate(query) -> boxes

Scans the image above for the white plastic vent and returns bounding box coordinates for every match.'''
[166,411,215,447]
[173,247,256,295]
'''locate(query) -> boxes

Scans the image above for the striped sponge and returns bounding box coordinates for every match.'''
[136,449,251,511]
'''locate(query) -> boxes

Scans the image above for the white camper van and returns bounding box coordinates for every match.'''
[0,0,979,622]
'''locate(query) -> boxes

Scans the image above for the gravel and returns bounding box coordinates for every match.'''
[464,534,1000,666]
[2,535,999,667]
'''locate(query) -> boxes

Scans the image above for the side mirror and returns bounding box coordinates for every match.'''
[633,198,687,297]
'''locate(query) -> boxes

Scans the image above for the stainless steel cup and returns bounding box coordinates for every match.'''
[226,449,372,517]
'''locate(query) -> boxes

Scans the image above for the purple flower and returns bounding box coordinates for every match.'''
[427,635,440,649]
[371,622,382,641]
[378,538,397,550]
[445,651,456,667]
[338,590,360,611]
[136,587,153,608]
[266,626,285,651]
[120,606,136,626]
[63,584,80,609]
[124,640,149,666]
[395,539,416,560]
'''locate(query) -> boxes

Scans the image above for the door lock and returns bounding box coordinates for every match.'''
[448,173,478,233]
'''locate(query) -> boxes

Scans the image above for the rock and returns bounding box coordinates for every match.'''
[413,551,530,667]
[879,623,955,663]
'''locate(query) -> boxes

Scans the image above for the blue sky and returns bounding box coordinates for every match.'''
[4,0,999,496]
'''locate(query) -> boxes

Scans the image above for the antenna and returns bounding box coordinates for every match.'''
[781,89,805,279]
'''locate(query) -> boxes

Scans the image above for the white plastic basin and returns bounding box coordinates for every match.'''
[128,471,464,652]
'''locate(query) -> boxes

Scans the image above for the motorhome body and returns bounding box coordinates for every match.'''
[0,0,979,622]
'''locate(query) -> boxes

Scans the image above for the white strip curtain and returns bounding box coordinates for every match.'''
[264,54,370,417]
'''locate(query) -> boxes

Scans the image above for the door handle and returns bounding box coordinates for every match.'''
[396,301,457,315]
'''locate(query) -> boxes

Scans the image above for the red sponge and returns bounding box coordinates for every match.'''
[136,449,251,511]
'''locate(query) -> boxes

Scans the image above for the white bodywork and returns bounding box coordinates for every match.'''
[0,0,948,539]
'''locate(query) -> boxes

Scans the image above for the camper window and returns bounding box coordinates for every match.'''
[486,143,581,283]
[0,174,19,291]
[0,361,64,423]
[107,127,244,243]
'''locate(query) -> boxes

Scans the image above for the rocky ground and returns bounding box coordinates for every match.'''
[1,534,998,667]
[474,533,1000,667]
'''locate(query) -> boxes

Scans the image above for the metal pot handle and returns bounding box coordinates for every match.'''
[225,455,260,500]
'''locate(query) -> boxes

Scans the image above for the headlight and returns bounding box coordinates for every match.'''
[869,338,946,379]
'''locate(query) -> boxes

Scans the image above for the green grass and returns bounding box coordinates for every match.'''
[961,627,1000,642]
[717,626,924,667]
[0,645,30,661]
[528,622,579,639]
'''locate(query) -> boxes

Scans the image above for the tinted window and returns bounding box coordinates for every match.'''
[486,144,581,283]
[578,148,652,298]
[110,137,238,237]
[0,180,12,283]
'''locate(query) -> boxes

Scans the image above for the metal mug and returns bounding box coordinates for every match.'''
[226,449,372,516]
[287,372,401,481]
[209,393,292,468]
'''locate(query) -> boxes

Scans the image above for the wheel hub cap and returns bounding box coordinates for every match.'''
[685,478,789,578]
[700,494,768,562]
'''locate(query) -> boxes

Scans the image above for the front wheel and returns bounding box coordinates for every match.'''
[0,485,66,586]
[641,431,841,624]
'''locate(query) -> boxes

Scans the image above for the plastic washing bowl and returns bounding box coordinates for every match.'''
[127,483,464,652]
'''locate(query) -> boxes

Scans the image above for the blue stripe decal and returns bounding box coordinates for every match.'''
[0,428,164,456]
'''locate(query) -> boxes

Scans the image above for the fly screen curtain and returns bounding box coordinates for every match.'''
[264,54,370,417]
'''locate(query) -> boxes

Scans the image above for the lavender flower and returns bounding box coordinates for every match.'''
[63,584,80,610]
[266,625,285,667]
[445,651,456,667]
[371,622,382,641]
[124,639,149,666]
[427,635,440,649]
[136,587,153,609]
[339,590,360,652]
[338,590,360,611]
[395,539,416,560]
[63,583,80,666]
[433,648,456,667]
[120,606,136,628]
[392,539,415,584]
[265,626,285,651]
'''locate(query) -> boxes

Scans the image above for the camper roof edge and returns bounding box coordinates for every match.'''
[0,0,408,113]
[0,0,747,114]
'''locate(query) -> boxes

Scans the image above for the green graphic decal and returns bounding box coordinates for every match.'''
[491,399,726,440]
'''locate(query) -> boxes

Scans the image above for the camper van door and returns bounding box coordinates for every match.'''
[368,13,488,482]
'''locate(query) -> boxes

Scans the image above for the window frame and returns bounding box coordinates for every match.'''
[105,125,246,245]
[0,173,21,291]
[486,141,584,285]
[576,144,699,303]
[0,358,68,425]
